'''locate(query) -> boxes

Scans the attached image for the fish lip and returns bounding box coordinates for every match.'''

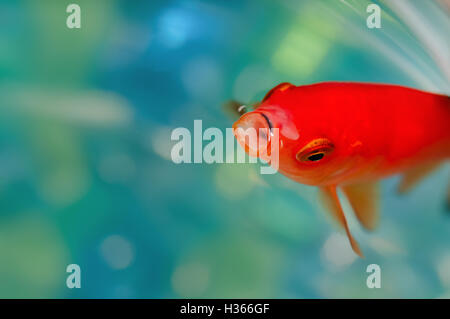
[232,111,272,159]
[260,112,273,133]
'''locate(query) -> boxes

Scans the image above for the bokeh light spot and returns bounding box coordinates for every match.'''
[100,235,135,270]
[214,165,256,200]
[321,233,358,270]
[171,262,210,297]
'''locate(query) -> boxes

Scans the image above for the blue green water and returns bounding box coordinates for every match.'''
[0,0,449,298]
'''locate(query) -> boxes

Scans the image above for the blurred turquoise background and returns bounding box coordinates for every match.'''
[0,0,449,298]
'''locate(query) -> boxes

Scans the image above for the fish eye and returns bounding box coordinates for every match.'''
[296,138,334,163]
[307,152,325,161]
[296,149,330,162]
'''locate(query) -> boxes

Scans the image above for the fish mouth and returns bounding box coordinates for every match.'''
[232,111,272,159]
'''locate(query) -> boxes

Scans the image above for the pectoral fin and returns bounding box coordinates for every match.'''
[319,186,364,257]
[341,182,379,231]
[223,100,260,119]
[397,163,440,194]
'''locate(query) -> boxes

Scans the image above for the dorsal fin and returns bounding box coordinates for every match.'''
[261,82,293,102]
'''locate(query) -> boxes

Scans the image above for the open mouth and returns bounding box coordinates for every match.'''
[232,112,273,159]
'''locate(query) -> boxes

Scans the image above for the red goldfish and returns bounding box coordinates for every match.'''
[232,82,450,257]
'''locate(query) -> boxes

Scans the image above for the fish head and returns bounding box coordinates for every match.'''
[233,83,358,185]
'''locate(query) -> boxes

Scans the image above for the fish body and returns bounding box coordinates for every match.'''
[232,82,450,256]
